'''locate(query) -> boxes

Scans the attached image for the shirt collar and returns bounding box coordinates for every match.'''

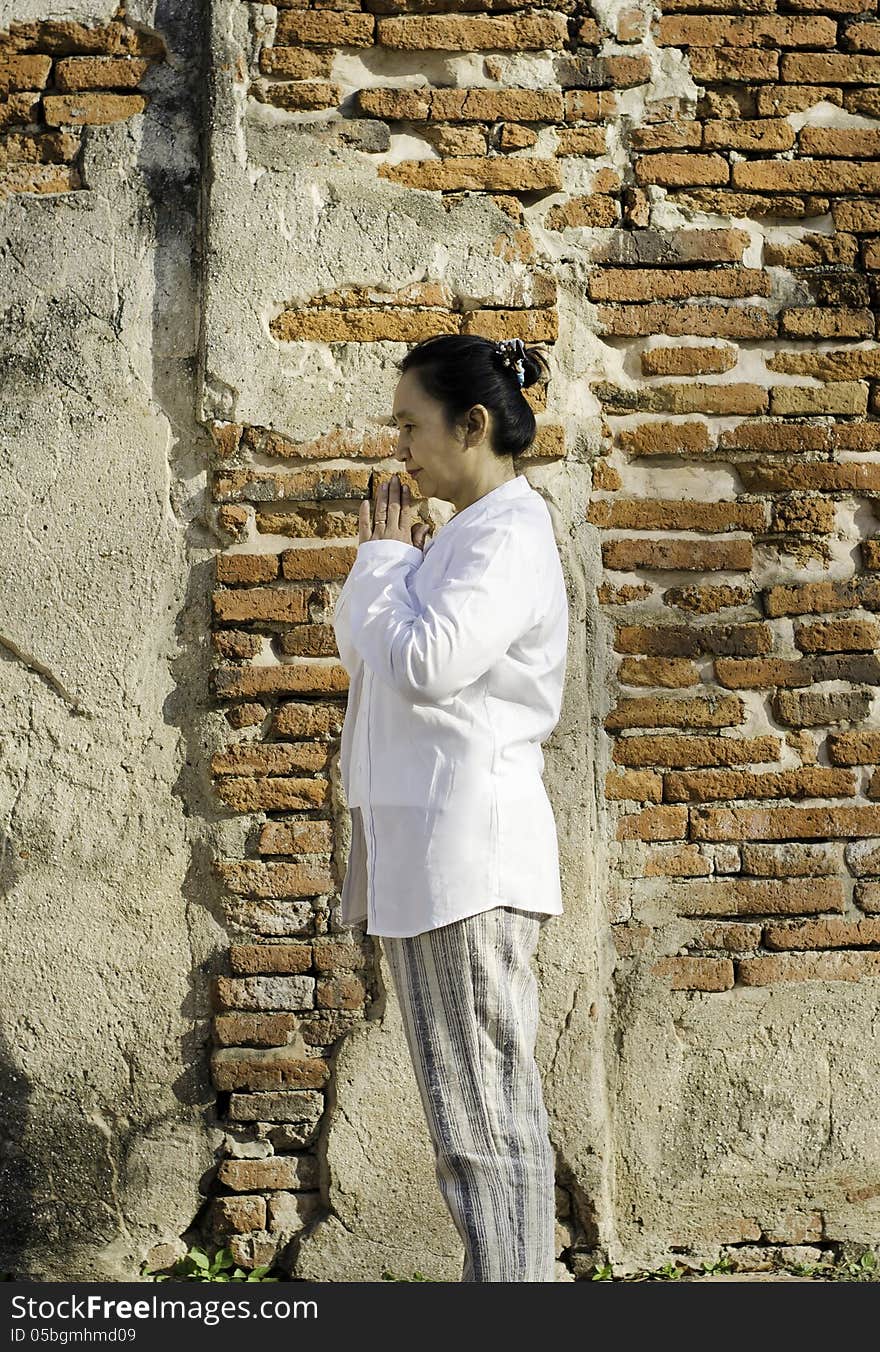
[436,474,534,538]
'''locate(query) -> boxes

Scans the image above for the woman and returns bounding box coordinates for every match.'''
[332,334,569,1282]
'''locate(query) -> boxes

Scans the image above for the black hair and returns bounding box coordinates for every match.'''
[396,334,550,459]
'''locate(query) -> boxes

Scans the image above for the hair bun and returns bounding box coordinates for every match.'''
[520,345,549,390]
[492,338,549,391]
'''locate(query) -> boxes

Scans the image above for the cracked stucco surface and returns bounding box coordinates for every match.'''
[0,0,224,1280]
[10,0,877,1284]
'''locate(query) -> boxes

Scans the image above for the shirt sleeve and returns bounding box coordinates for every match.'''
[342,521,539,704]
[332,539,423,677]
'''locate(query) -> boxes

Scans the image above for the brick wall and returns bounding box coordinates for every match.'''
[199,0,880,1275]
[0,8,164,200]
[8,0,880,1278]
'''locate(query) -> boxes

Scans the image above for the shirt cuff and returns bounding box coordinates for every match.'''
[355,538,424,567]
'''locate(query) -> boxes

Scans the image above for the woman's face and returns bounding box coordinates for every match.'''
[391,368,487,503]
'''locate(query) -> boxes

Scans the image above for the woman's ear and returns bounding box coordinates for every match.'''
[465,403,491,447]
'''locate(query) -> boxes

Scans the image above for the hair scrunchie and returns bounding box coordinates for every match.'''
[493,337,527,387]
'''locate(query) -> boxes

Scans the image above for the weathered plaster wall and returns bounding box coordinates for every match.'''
[200,0,880,1281]
[201,0,611,1281]
[0,0,224,1280]
[6,0,880,1285]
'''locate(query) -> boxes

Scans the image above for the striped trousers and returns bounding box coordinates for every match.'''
[382,905,557,1282]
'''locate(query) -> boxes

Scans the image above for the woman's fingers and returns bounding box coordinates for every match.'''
[357,496,370,544]
[411,520,430,550]
[384,474,400,533]
[362,474,413,543]
[373,478,388,536]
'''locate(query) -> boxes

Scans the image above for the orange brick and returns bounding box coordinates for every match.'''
[742,842,844,877]
[617,421,712,456]
[692,805,880,841]
[703,118,795,152]
[596,303,775,339]
[356,86,564,121]
[613,735,779,768]
[43,92,147,125]
[211,1048,329,1091]
[605,768,664,801]
[656,15,835,45]
[616,623,771,657]
[590,227,749,266]
[257,819,334,855]
[316,974,367,1009]
[664,584,754,615]
[605,694,744,730]
[54,56,150,90]
[735,157,880,196]
[650,956,734,990]
[763,918,880,950]
[217,1157,319,1192]
[720,422,831,454]
[601,54,652,87]
[631,121,703,152]
[827,732,880,765]
[214,776,331,812]
[217,859,334,898]
[375,14,567,50]
[588,266,768,302]
[209,1196,265,1235]
[230,944,313,975]
[662,877,845,915]
[664,766,854,803]
[688,921,762,952]
[312,940,367,973]
[379,158,562,193]
[0,161,78,193]
[743,460,880,493]
[689,49,780,82]
[780,307,873,339]
[739,951,880,983]
[217,554,280,585]
[275,11,374,44]
[782,51,880,82]
[0,53,51,93]
[635,153,729,187]
[212,585,310,624]
[589,499,763,531]
[603,538,752,572]
[6,18,163,56]
[640,345,738,377]
[764,578,863,617]
[616,805,688,840]
[794,619,875,651]
[214,667,348,704]
[545,194,618,229]
[258,47,333,79]
[617,657,701,687]
[645,844,710,876]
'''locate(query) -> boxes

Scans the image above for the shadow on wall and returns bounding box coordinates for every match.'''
[0,1026,34,1278]
[134,0,228,1262]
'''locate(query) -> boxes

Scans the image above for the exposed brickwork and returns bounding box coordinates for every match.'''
[199,0,880,1275]
[0,7,163,200]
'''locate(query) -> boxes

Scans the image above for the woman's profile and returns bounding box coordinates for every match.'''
[332,333,569,1282]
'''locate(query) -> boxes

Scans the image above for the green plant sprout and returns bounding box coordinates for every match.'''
[141,1244,280,1283]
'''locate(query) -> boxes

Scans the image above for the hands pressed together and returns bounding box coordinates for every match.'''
[358,472,432,552]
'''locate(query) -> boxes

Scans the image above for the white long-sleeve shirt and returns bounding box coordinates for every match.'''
[332,472,568,937]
